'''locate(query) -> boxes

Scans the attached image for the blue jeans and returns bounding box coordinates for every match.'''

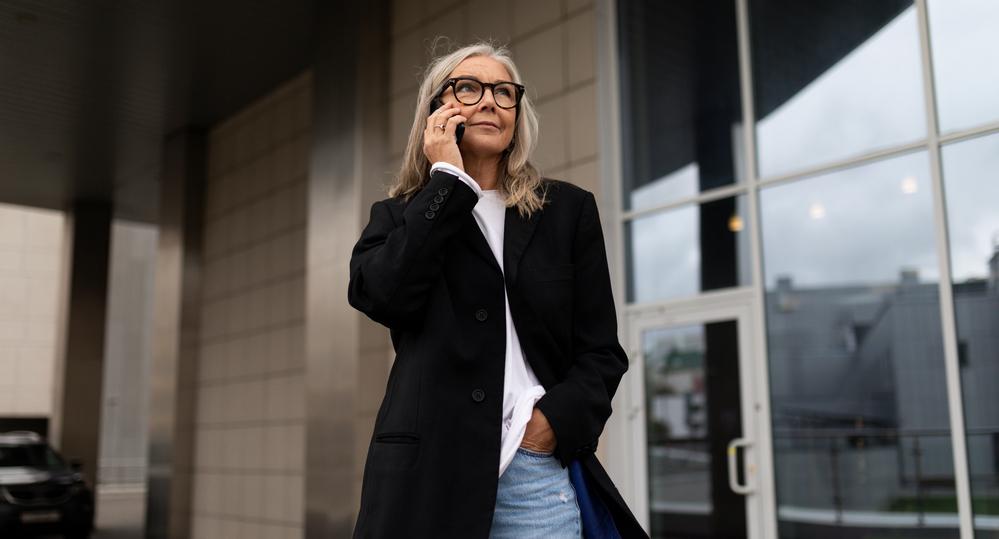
[489,448,583,539]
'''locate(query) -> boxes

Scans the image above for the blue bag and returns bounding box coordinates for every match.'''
[568,460,621,539]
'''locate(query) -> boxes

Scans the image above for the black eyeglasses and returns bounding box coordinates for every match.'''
[437,77,525,109]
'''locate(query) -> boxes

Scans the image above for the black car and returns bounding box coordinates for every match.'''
[0,432,94,538]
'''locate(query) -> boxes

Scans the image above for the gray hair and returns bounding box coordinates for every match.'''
[389,41,546,217]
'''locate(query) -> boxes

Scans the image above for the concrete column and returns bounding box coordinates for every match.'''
[51,201,112,491]
[304,1,391,536]
[145,128,206,539]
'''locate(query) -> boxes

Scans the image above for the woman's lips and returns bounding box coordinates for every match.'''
[470,122,500,130]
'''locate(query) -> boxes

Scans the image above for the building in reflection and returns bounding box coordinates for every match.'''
[1,1,997,538]
[767,265,999,525]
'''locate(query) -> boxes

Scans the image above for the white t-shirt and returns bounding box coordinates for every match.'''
[431,162,547,477]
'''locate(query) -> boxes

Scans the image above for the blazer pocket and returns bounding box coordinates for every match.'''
[374,432,420,444]
[529,263,574,282]
[371,432,421,471]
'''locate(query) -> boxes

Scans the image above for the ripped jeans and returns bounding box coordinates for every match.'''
[489,447,583,539]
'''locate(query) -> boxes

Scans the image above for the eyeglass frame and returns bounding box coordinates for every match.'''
[436,77,526,110]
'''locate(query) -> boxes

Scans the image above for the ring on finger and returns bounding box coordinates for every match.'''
[436,124,446,131]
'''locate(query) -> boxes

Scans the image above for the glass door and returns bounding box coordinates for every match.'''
[623,297,772,539]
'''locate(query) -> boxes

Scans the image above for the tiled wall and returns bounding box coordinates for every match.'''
[388,0,599,194]
[189,72,312,539]
[0,204,64,417]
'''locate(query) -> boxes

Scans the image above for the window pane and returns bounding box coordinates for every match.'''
[760,152,959,538]
[644,321,746,538]
[928,0,999,133]
[750,1,926,178]
[625,196,751,304]
[941,132,999,538]
[646,325,712,519]
[617,1,743,211]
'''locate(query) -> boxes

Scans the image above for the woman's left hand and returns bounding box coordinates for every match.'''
[520,408,557,454]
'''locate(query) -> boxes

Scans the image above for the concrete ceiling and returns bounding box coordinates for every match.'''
[0,0,316,222]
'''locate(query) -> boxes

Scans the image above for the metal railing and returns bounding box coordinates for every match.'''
[771,427,999,526]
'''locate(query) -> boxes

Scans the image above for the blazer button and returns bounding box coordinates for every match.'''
[438,187,449,196]
[433,195,444,204]
[429,203,440,211]
[425,210,436,220]
[471,389,486,402]
[474,308,488,322]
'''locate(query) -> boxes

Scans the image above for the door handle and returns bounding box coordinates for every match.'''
[727,437,753,495]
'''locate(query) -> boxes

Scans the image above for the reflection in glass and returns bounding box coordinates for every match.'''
[928,0,999,133]
[646,325,711,522]
[625,196,751,304]
[941,133,999,538]
[617,1,743,211]
[750,0,925,178]
[644,321,745,538]
[760,152,959,537]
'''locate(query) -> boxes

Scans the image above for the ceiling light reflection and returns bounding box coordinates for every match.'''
[809,203,826,220]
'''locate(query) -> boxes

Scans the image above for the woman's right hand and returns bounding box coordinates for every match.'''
[423,102,466,170]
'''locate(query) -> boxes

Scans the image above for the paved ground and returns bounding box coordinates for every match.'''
[37,486,144,539]
[92,487,144,539]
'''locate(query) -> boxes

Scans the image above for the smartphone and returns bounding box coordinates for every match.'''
[429,97,464,145]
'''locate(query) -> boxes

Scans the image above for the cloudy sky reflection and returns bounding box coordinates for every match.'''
[928,0,999,132]
[756,6,925,179]
[761,151,939,289]
[943,132,999,283]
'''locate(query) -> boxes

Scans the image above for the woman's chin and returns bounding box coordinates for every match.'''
[460,139,509,158]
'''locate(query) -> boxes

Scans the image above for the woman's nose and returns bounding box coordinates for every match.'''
[477,88,498,110]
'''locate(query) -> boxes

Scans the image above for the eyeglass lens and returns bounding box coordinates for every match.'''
[452,79,519,108]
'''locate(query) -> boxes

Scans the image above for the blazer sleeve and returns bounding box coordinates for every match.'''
[535,191,629,465]
[347,170,479,328]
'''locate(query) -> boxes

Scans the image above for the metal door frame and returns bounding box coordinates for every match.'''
[607,287,777,539]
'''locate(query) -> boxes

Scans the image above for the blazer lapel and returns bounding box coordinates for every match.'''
[503,204,541,287]
[458,212,502,273]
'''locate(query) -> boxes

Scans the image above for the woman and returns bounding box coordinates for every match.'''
[348,42,646,539]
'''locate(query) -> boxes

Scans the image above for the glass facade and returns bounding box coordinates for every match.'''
[617,1,744,212]
[617,0,999,537]
[750,0,925,179]
[760,151,958,537]
[642,321,746,538]
[618,2,751,304]
[942,132,999,538]
[927,0,999,133]
[624,196,751,304]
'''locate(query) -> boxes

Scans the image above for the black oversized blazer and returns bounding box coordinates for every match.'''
[348,169,647,538]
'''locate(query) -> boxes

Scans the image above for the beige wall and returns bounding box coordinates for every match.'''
[188,72,311,539]
[388,0,599,194]
[0,204,64,417]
